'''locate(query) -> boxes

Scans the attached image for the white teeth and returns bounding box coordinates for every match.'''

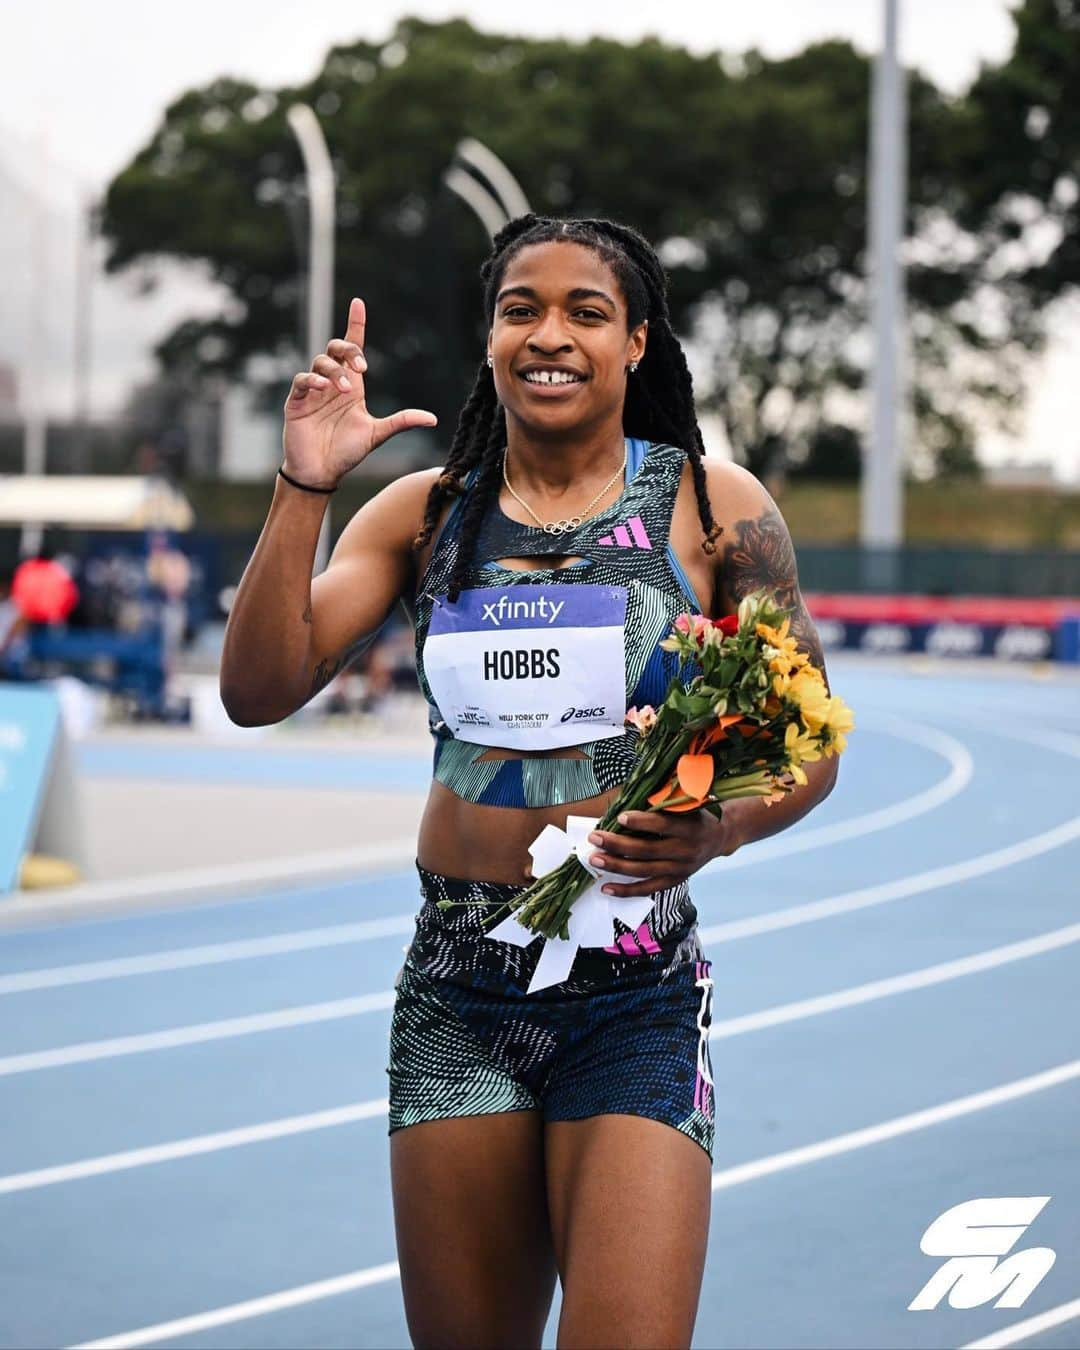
[523,370,582,385]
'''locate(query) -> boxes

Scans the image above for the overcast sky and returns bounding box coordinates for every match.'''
[2,0,1076,480]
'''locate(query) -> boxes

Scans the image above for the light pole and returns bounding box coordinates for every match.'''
[443,140,530,242]
[860,0,907,589]
[286,104,336,574]
[455,139,531,221]
[71,190,96,475]
[19,125,51,559]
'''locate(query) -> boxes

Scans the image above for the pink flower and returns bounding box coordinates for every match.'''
[625,705,658,735]
[674,613,714,647]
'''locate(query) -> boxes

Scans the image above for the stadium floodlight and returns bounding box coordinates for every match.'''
[861,0,907,582]
[443,164,511,241]
[444,140,531,242]
[454,139,531,222]
[286,103,336,574]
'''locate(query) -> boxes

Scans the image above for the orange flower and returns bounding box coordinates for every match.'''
[647,777,680,807]
[676,753,714,800]
[663,798,710,813]
[647,770,710,813]
[689,714,744,753]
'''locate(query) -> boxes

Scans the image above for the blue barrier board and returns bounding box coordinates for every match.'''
[0,685,60,895]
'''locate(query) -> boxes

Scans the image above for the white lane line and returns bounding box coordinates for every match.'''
[960,1295,1080,1349]
[2,719,1070,1073]
[698,714,1080,942]
[9,919,1078,1184]
[0,1100,389,1194]
[0,914,417,995]
[70,1264,403,1350]
[0,839,418,929]
[710,920,1080,1038]
[0,716,972,995]
[704,713,973,872]
[7,888,1079,1081]
[697,813,1080,945]
[710,1057,1080,1190]
[67,1057,1080,1350]
[0,992,395,1078]
[35,712,955,928]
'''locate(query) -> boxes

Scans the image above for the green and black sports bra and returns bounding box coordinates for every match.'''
[407,438,705,808]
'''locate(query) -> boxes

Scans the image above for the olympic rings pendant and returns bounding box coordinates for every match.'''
[543,517,583,535]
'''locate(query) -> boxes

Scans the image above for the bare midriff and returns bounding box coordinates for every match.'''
[416,770,621,884]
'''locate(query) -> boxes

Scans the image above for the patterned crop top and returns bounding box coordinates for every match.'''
[408,438,706,808]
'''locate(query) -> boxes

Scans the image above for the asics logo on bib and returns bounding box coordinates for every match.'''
[484,649,561,680]
[480,596,565,626]
[561,706,607,722]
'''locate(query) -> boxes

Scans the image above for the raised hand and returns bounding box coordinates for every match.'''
[282,297,437,489]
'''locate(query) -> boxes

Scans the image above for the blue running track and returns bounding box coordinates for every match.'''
[1,658,1078,1349]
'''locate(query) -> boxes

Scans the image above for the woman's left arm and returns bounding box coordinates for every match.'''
[589,463,839,896]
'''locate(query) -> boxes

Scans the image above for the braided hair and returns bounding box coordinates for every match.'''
[412,214,722,601]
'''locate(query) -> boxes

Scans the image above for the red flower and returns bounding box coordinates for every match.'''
[718,614,739,636]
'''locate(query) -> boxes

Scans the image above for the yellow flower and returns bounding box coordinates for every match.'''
[819,695,855,755]
[756,617,790,644]
[785,719,822,760]
[783,719,823,785]
[758,617,810,678]
[786,667,831,732]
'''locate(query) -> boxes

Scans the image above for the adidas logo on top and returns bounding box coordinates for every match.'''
[597,516,653,549]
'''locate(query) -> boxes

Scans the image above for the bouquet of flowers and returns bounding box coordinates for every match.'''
[480,589,854,941]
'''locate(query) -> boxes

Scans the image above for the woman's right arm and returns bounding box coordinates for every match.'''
[219,297,438,726]
[219,468,440,725]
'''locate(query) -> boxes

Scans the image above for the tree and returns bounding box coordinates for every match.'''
[950,0,1080,347]
[99,16,1046,480]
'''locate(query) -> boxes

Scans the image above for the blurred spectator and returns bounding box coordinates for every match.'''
[11,553,79,625]
[146,532,193,705]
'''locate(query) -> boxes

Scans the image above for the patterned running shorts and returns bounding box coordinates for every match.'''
[387,865,716,1158]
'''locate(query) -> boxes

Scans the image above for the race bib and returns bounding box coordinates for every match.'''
[425,584,627,749]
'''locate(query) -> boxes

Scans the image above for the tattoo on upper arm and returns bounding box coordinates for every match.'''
[309,655,345,698]
[723,508,826,672]
[309,632,372,700]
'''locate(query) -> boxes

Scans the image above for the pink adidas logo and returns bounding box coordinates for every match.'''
[597,515,653,549]
[605,922,661,957]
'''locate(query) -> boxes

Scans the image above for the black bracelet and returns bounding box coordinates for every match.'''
[277,466,338,495]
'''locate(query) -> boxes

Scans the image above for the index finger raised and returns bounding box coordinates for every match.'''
[344,296,366,350]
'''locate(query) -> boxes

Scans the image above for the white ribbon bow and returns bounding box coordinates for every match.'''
[485,815,655,994]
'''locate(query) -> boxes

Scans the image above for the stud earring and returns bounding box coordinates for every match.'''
[486,354,493,367]
[628,361,639,373]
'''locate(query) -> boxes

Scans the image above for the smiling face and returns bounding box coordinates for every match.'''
[487,241,647,440]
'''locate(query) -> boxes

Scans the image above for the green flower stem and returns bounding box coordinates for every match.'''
[712,770,773,792]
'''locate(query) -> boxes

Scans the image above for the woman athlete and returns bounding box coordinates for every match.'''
[221,215,839,1349]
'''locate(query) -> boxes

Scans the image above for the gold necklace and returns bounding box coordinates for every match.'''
[501,444,628,536]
